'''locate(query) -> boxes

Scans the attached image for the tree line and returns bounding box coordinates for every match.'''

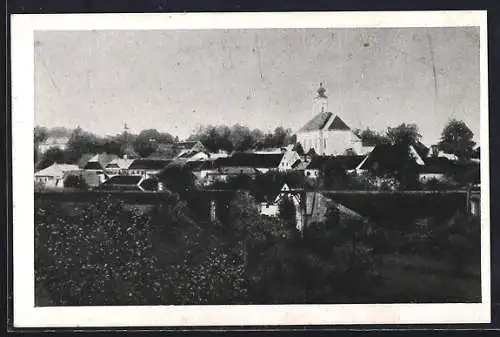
[34,124,297,170]
[34,119,477,171]
[353,119,477,161]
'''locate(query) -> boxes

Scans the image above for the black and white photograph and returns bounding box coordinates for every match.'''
[12,11,490,327]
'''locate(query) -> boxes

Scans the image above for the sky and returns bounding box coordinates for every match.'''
[34,27,480,145]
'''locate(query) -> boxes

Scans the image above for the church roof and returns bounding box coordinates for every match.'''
[297,112,353,133]
[297,111,333,132]
[328,116,351,131]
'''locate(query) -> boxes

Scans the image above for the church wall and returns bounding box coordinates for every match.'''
[296,131,324,155]
[323,130,362,155]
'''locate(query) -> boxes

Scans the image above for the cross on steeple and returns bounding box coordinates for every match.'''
[317,82,327,98]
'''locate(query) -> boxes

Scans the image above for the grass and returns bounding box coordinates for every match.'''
[367,252,481,303]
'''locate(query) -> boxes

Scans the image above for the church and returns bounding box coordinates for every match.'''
[296,84,374,156]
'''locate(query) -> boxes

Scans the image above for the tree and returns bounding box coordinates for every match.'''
[229,124,254,151]
[157,163,197,197]
[319,160,349,189]
[36,147,67,170]
[293,142,305,155]
[66,127,101,162]
[63,174,89,189]
[133,129,161,157]
[386,123,421,145]
[278,196,297,229]
[438,119,476,160]
[34,126,49,144]
[355,128,390,146]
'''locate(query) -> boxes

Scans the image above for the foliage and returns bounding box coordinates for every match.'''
[63,174,89,189]
[278,195,297,228]
[36,147,68,170]
[386,123,421,146]
[419,177,457,191]
[65,127,101,162]
[188,124,295,152]
[438,119,476,161]
[318,160,349,189]
[157,164,198,198]
[133,129,175,157]
[35,195,247,306]
[293,142,305,155]
[354,128,390,146]
[34,126,49,144]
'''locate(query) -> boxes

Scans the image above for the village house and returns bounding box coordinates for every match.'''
[418,157,456,184]
[127,159,172,178]
[219,151,300,173]
[38,136,70,154]
[94,175,158,192]
[82,153,119,184]
[34,163,80,188]
[304,155,366,178]
[259,183,303,230]
[104,158,134,176]
[296,84,374,156]
[148,140,207,160]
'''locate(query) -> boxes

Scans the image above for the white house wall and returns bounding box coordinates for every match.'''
[278,150,301,171]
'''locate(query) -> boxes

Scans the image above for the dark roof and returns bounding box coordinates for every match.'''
[291,159,302,169]
[358,143,422,171]
[176,141,199,148]
[128,159,172,170]
[328,116,351,131]
[83,153,119,170]
[413,141,430,159]
[97,184,143,192]
[103,175,142,185]
[84,161,104,170]
[177,150,203,159]
[216,152,284,168]
[183,160,206,171]
[332,155,366,170]
[420,157,457,174]
[297,111,333,132]
[306,155,362,170]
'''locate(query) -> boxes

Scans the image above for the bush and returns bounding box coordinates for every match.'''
[63,174,89,189]
[35,195,247,306]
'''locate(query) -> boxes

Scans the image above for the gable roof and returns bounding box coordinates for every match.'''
[128,159,172,170]
[78,153,95,169]
[102,175,142,185]
[35,163,79,177]
[105,158,134,169]
[216,152,284,168]
[306,155,365,171]
[83,153,119,170]
[297,111,333,132]
[358,143,425,171]
[327,116,351,131]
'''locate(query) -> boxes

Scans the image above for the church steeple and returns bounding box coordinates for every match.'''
[313,82,328,116]
[317,82,327,99]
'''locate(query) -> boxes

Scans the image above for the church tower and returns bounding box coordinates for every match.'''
[312,82,328,116]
